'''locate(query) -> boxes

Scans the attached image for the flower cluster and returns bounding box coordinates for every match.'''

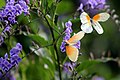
[0,72,16,80]
[78,0,108,16]
[0,43,22,79]
[0,0,29,45]
[60,21,80,52]
[0,0,29,24]
[63,62,76,74]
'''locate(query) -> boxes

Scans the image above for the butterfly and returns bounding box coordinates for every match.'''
[80,12,110,34]
[65,31,85,62]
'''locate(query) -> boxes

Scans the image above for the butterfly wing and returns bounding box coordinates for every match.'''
[80,12,93,33]
[66,45,79,62]
[93,13,110,22]
[67,31,85,45]
[80,12,91,24]
[92,13,110,34]
[92,21,103,34]
[81,23,93,33]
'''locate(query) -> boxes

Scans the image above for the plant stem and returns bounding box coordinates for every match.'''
[44,16,62,80]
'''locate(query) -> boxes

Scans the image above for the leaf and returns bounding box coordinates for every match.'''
[0,0,5,8]
[28,34,48,46]
[76,60,101,74]
[25,55,55,80]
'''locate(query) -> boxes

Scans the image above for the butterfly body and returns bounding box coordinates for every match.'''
[80,12,110,34]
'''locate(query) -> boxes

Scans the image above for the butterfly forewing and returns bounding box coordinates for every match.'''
[68,31,85,45]
[93,13,110,22]
[80,12,91,24]
[66,45,79,62]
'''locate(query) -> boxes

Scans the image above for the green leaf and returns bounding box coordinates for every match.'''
[28,34,48,46]
[0,0,5,8]
[76,60,101,74]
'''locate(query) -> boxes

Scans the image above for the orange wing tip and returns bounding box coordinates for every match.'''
[93,14,100,21]
[86,15,91,21]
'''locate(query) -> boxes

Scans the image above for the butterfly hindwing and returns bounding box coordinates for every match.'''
[92,21,103,34]
[81,22,93,33]
[66,45,78,62]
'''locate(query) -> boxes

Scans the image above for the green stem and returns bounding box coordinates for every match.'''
[44,16,62,80]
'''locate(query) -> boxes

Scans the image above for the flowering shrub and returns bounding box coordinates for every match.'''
[0,0,120,80]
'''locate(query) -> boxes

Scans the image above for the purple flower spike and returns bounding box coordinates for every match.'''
[6,72,16,80]
[60,42,66,52]
[19,0,29,15]
[79,0,107,16]
[2,25,11,33]
[4,5,16,16]
[0,43,22,79]
[15,4,23,16]
[10,55,22,66]
[8,16,17,24]
[63,62,76,74]
[10,47,20,57]
[65,21,72,28]
[0,58,12,72]
[16,43,22,51]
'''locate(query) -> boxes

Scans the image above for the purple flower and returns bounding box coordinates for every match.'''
[6,72,16,80]
[0,58,12,72]
[0,11,6,21]
[0,43,22,79]
[9,43,22,66]
[65,21,72,28]
[8,16,17,24]
[3,72,16,80]
[74,41,81,49]
[18,0,29,15]
[2,25,11,34]
[15,4,23,16]
[63,62,76,74]
[10,55,22,66]
[16,43,22,51]
[4,5,16,16]
[63,33,71,40]
[6,0,15,5]
[10,47,20,57]
[4,53,8,59]
[60,42,66,52]
[78,0,107,16]
[0,36,4,45]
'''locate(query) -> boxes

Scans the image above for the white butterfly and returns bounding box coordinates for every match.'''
[80,12,110,34]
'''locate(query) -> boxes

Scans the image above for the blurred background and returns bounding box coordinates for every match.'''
[0,0,120,80]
